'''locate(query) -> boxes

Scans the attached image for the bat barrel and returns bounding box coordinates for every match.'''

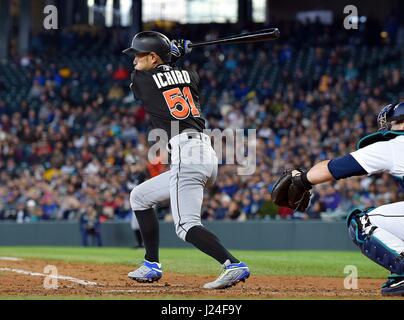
[188,28,280,49]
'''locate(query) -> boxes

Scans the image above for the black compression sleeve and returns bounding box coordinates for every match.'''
[328,154,367,180]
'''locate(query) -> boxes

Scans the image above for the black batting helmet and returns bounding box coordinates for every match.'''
[123,31,171,63]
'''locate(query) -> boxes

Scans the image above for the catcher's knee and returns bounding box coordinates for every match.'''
[347,208,373,247]
[347,207,404,274]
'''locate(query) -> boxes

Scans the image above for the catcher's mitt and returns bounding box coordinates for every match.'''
[271,169,312,212]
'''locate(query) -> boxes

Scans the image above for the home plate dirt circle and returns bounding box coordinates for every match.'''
[0,257,393,299]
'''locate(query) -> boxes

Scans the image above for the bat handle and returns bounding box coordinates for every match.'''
[187,42,198,49]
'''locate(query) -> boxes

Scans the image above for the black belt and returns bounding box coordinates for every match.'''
[167,132,204,151]
[185,132,203,140]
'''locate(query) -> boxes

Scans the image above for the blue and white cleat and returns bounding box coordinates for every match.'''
[381,274,404,296]
[128,260,162,283]
[203,260,250,289]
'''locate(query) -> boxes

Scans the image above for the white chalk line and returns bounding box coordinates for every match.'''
[0,257,23,261]
[0,267,98,286]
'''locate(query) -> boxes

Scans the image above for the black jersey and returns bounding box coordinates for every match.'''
[130,64,206,139]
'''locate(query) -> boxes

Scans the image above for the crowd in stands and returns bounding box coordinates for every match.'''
[0,18,403,223]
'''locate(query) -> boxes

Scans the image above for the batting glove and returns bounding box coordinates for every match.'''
[170,39,192,60]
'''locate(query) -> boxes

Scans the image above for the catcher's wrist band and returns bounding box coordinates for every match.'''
[301,172,313,190]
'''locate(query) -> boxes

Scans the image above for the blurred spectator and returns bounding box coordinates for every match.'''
[0,20,402,225]
[113,64,130,81]
[79,206,102,247]
[108,84,125,100]
[345,62,359,81]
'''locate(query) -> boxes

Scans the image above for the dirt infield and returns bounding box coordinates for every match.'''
[0,258,395,299]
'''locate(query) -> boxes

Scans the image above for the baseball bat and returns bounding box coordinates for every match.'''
[188,28,280,49]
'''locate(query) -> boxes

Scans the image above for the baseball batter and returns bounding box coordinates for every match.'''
[272,102,404,296]
[123,31,250,289]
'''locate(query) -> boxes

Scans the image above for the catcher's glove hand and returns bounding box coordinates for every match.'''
[271,169,312,212]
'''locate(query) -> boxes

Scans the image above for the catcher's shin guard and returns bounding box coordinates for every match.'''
[347,208,404,275]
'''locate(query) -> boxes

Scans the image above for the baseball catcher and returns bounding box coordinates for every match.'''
[272,102,404,296]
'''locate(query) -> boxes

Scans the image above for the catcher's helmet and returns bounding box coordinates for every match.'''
[377,102,404,131]
[123,31,171,63]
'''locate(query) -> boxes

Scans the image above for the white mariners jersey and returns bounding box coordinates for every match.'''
[350,135,404,177]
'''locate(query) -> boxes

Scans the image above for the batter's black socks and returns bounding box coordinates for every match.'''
[134,209,159,263]
[185,225,240,265]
